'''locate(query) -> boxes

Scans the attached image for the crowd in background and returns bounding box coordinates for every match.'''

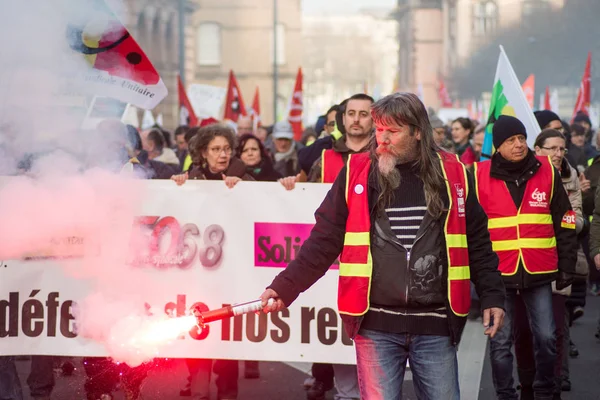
[2,93,600,400]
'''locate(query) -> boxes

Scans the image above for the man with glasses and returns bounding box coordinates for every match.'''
[323,105,339,137]
[475,116,577,400]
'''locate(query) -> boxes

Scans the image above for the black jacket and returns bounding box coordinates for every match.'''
[298,136,334,174]
[269,159,505,344]
[583,155,600,216]
[246,158,282,182]
[487,152,578,289]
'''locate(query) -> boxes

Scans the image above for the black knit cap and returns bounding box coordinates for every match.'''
[534,110,560,129]
[493,115,527,149]
[573,111,592,127]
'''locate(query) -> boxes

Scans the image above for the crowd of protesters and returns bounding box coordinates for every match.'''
[1,92,600,400]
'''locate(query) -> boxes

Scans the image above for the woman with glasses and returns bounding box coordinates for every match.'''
[513,128,586,399]
[172,124,253,187]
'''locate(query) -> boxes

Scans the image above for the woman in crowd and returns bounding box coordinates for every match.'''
[450,117,476,167]
[236,134,282,182]
[172,124,253,186]
[171,123,251,400]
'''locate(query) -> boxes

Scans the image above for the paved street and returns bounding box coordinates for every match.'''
[14,297,600,399]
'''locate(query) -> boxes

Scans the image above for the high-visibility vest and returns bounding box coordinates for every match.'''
[338,151,471,317]
[474,156,558,276]
[321,149,345,183]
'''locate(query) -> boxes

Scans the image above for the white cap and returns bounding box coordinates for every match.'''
[272,120,294,140]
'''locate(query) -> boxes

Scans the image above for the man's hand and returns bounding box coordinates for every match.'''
[222,175,242,189]
[579,173,591,192]
[260,288,286,313]
[595,254,600,271]
[556,271,574,290]
[171,171,189,186]
[278,176,297,191]
[482,307,505,338]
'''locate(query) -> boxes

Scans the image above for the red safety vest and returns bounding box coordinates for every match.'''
[338,151,471,317]
[474,156,558,276]
[321,149,345,183]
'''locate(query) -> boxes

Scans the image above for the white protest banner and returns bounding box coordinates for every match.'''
[141,109,156,130]
[188,84,227,119]
[0,181,356,364]
[81,96,130,130]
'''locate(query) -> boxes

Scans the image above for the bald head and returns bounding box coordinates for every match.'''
[237,116,253,136]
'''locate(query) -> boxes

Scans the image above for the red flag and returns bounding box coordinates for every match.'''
[250,86,261,131]
[178,75,198,126]
[288,67,304,141]
[544,86,551,110]
[438,77,453,107]
[66,0,167,109]
[521,74,535,109]
[572,52,592,121]
[224,70,247,123]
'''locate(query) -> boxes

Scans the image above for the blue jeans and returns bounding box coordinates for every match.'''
[354,329,459,400]
[490,284,556,400]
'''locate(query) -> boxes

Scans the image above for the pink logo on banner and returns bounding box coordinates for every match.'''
[254,222,339,269]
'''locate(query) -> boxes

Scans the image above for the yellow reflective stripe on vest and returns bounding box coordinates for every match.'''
[492,237,557,251]
[339,262,372,277]
[446,234,467,248]
[448,266,470,280]
[488,214,553,229]
[344,232,370,246]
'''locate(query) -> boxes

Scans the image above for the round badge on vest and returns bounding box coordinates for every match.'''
[354,184,364,195]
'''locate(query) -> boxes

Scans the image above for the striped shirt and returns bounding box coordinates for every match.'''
[385,205,427,252]
[362,162,449,337]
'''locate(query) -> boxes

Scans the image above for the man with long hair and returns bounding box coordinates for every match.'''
[260,92,506,399]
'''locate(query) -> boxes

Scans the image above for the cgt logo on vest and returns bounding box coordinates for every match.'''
[454,183,465,217]
[529,188,548,208]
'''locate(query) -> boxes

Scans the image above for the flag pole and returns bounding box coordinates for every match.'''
[178,0,186,86]
[273,0,279,122]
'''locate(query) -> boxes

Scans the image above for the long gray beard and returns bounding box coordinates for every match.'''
[377,152,401,190]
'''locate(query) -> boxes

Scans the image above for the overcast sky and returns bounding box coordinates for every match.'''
[302,0,396,15]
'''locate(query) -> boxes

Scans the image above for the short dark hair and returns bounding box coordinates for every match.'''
[188,124,237,165]
[147,129,165,151]
[344,94,375,110]
[452,117,475,138]
[570,123,586,137]
[336,98,349,135]
[184,128,198,144]
[174,125,189,138]
[326,104,339,116]
[534,129,565,148]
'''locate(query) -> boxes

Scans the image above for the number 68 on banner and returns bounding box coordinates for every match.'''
[129,216,225,269]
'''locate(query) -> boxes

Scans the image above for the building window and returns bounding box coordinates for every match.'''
[522,0,551,17]
[472,1,498,37]
[270,23,286,65]
[196,22,221,66]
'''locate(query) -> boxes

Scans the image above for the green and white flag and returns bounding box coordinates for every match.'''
[481,46,541,160]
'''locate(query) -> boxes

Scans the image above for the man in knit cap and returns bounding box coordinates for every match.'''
[474,115,578,400]
[534,110,564,132]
